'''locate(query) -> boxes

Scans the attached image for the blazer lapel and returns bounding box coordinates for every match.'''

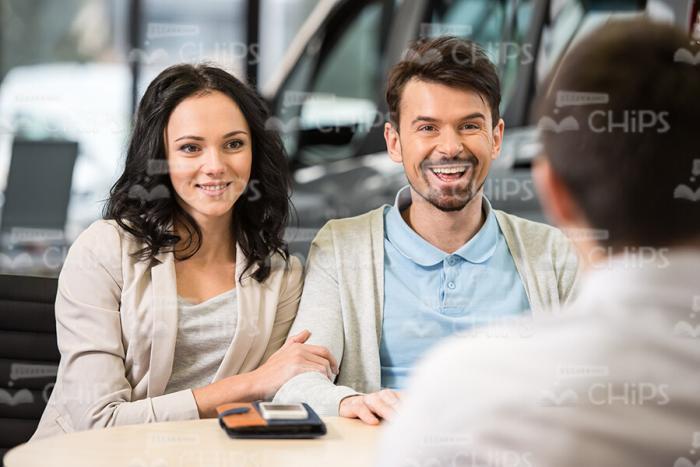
[147,250,179,397]
[212,243,261,380]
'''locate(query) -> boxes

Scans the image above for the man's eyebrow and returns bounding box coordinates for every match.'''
[461,112,486,121]
[174,130,248,142]
[411,116,440,125]
[410,112,487,126]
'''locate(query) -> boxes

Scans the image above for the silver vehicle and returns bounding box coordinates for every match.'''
[264,0,700,255]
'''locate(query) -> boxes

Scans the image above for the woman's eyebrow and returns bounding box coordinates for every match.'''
[174,130,248,142]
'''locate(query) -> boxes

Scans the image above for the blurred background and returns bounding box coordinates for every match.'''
[0,0,698,277]
[0,1,699,461]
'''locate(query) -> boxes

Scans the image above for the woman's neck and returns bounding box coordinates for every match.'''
[177,212,236,264]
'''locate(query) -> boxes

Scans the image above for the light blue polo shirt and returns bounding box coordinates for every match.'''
[380,186,530,389]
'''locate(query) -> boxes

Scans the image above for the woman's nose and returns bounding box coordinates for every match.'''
[201,148,226,176]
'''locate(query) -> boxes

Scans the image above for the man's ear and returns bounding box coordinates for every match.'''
[491,118,505,160]
[532,156,582,229]
[384,122,402,164]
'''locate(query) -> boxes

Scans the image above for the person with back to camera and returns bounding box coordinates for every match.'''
[31,64,337,440]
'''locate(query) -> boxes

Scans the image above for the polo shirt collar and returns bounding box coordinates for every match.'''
[385,185,499,266]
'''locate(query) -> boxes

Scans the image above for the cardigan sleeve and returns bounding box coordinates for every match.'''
[272,221,360,415]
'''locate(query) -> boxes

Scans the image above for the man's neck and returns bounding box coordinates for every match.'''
[401,188,486,254]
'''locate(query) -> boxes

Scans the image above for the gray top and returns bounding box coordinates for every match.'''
[164,288,238,394]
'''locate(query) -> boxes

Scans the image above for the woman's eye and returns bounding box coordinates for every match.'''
[226,139,244,150]
[179,144,199,154]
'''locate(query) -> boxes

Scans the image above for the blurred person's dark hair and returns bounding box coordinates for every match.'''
[386,36,501,128]
[537,18,700,250]
[105,64,291,282]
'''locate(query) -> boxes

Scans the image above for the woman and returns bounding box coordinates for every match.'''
[32,64,337,439]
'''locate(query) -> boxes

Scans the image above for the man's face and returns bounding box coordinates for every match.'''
[384,78,504,211]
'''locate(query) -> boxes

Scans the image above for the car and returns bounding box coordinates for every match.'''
[263,0,700,257]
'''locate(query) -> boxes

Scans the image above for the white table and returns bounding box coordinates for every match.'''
[5,417,382,467]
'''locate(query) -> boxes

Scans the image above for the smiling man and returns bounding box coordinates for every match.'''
[273,37,579,423]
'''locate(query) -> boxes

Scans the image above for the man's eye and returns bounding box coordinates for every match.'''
[179,144,199,154]
[418,125,436,132]
[461,123,479,130]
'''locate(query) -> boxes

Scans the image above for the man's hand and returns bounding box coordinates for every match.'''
[338,389,401,425]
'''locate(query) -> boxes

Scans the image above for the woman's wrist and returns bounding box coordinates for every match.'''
[231,371,261,401]
[192,372,261,418]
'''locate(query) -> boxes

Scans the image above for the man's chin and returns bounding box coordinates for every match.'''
[428,191,477,212]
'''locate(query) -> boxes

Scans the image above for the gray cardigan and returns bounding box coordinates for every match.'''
[273,206,580,415]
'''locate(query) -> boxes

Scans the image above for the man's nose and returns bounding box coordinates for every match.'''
[436,129,463,158]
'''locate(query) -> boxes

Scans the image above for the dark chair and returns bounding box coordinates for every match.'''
[0,274,58,465]
[0,139,78,249]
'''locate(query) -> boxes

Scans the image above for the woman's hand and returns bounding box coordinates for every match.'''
[248,329,339,400]
[192,330,337,417]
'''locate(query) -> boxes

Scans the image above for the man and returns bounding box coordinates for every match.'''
[274,37,579,423]
[378,19,700,466]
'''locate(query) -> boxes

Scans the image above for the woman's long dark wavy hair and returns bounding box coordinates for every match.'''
[105,64,291,282]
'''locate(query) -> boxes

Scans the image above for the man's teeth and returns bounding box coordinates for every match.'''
[199,184,228,191]
[431,167,467,174]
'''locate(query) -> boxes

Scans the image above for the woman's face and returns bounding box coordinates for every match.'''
[165,90,253,224]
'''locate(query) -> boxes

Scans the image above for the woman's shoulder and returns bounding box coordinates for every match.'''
[72,219,122,248]
[69,219,142,260]
[245,250,303,287]
[268,250,303,273]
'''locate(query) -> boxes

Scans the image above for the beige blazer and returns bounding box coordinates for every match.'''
[32,220,302,440]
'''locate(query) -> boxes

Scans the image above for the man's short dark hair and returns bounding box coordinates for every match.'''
[386,36,501,128]
[537,19,700,250]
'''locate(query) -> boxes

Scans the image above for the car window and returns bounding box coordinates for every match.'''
[423,0,534,115]
[424,0,505,43]
[535,0,647,86]
[274,1,387,165]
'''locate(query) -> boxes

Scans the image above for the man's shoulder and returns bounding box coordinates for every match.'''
[493,210,574,264]
[494,210,564,241]
[313,206,387,246]
[323,205,387,231]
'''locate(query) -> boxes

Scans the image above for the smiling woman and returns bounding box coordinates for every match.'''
[30,64,338,440]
